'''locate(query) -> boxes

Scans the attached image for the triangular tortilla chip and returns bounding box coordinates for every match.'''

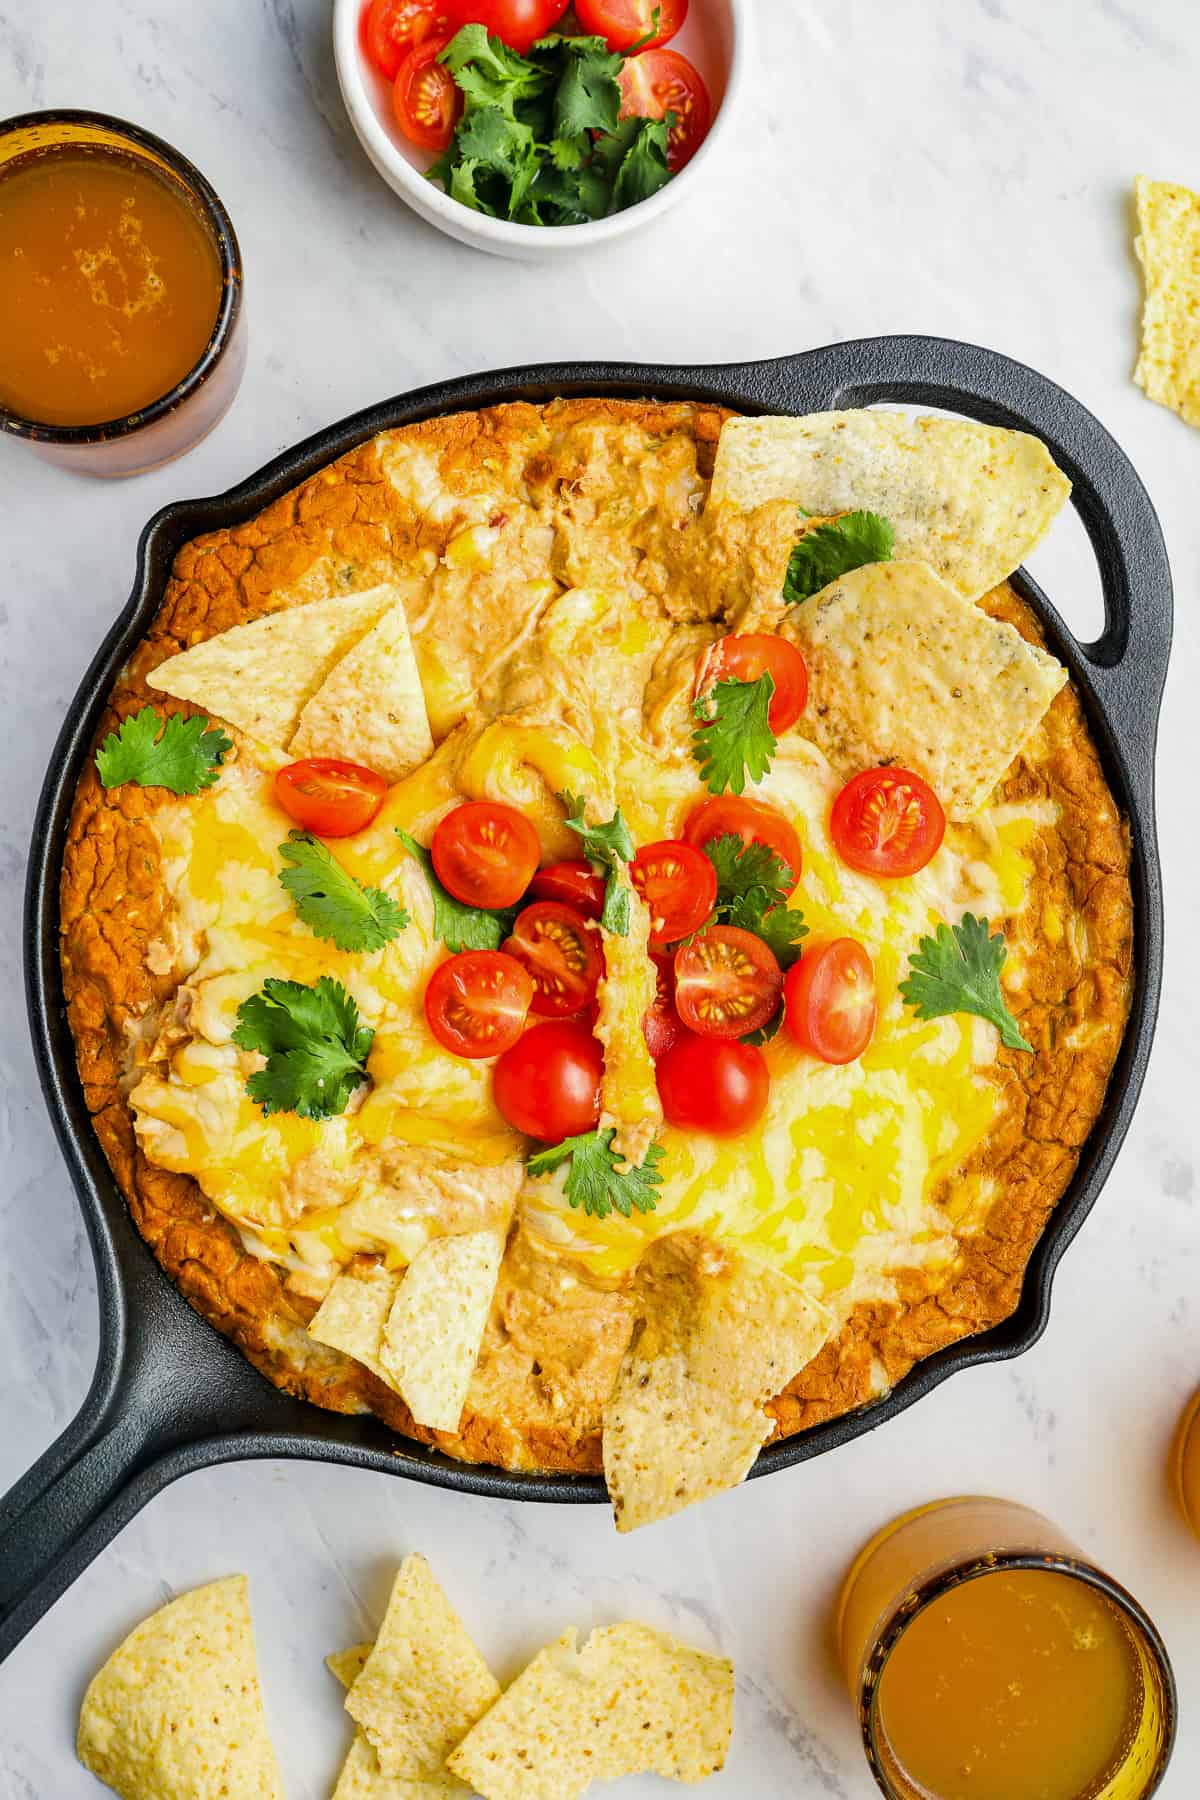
[708,410,1070,600]
[380,1230,504,1434]
[147,586,395,747]
[345,1555,500,1779]
[447,1623,734,1800]
[289,599,434,781]
[784,559,1067,819]
[328,1643,375,1689]
[603,1233,833,1532]
[1134,173,1200,428]
[77,1576,283,1800]
[332,1733,465,1798]
[307,1266,400,1387]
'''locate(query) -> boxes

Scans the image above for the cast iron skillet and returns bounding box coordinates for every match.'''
[2,337,1171,1661]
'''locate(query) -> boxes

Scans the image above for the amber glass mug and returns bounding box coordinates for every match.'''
[836,1498,1176,1800]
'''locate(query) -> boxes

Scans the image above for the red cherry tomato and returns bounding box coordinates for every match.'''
[642,951,684,1060]
[393,34,462,150]
[696,635,809,735]
[674,925,782,1040]
[529,859,606,919]
[830,768,946,878]
[274,758,387,837]
[630,839,717,948]
[784,939,877,1065]
[363,0,449,80]
[657,1033,770,1136]
[424,950,533,1059]
[443,0,570,53]
[431,801,541,908]
[503,902,604,1018]
[683,795,803,894]
[494,1020,604,1140]
[573,0,687,51]
[618,47,711,171]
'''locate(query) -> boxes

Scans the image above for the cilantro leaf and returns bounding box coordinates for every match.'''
[703,834,793,911]
[559,791,635,935]
[540,34,623,141]
[691,673,777,796]
[610,114,672,211]
[899,914,1032,1052]
[527,1129,664,1221]
[232,976,373,1120]
[439,25,551,114]
[724,887,808,968]
[394,830,516,952]
[279,833,407,954]
[783,510,894,605]
[95,706,231,796]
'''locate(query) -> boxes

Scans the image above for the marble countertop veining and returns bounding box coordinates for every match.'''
[2,2,1199,1794]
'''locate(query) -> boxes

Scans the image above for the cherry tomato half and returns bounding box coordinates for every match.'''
[783,939,877,1065]
[424,950,533,1059]
[431,801,541,908]
[503,902,604,1018]
[494,1020,604,1140]
[696,634,809,735]
[363,0,448,80]
[618,47,711,171]
[573,0,687,52]
[529,859,606,920]
[443,0,570,53]
[674,925,782,1040]
[630,839,717,949]
[274,758,387,837]
[683,794,803,894]
[393,34,462,150]
[657,1033,770,1136]
[830,767,946,878]
[642,951,684,1061]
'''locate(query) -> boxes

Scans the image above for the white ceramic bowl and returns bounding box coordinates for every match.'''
[333,0,748,260]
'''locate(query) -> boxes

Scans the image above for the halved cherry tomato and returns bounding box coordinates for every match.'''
[274,758,387,837]
[393,34,462,150]
[630,839,717,949]
[443,0,570,53]
[642,951,684,1060]
[494,1020,604,1140]
[363,0,448,80]
[431,801,541,908]
[529,859,606,920]
[503,902,604,1018]
[657,1033,769,1136]
[830,767,946,878]
[618,47,711,171]
[424,950,533,1059]
[674,925,782,1040]
[784,939,877,1065]
[683,794,803,894]
[696,635,809,735]
[573,0,687,52]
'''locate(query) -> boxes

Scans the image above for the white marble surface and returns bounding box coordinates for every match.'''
[2,1,1199,1794]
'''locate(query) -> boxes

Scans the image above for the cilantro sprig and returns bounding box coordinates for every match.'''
[691,673,777,796]
[279,833,407,954]
[702,832,807,971]
[233,976,374,1119]
[899,914,1032,1052]
[783,510,894,604]
[394,830,517,952]
[527,1129,664,1221]
[559,791,635,936]
[95,706,231,796]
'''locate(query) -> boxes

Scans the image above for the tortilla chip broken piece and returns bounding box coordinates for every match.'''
[307,1265,400,1387]
[147,585,395,748]
[346,1554,500,1779]
[77,1575,283,1800]
[1134,174,1200,428]
[328,1644,465,1799]
[784,559,1067,821]
[708,410,1070,601]
[603,1233,833,1532]
[381,1229,504,1434]
[289,598,434,782]
[447,1622,734,1800]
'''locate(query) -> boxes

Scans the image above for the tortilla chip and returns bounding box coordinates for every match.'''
[784,559,1067,820]
[147,586,395,747]
[346,1554,500,1779]
[77,1576,283,1800]
[328,1643,375,1689]
[289,599,435,781]
[594,882,661,1167]
[1134,174,1200,428]
[447,1623,734,1800]
[328,1642,465,1798]
[380,1230,504,1434]
[307,1266,400,1387]
[603,1233,832,1532]
[708,411,1070,600]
